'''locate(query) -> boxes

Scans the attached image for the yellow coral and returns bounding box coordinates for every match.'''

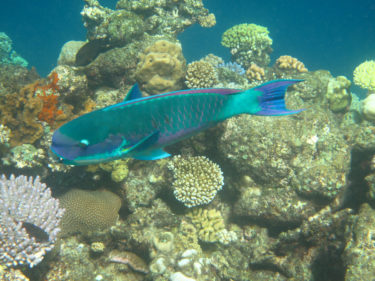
[185,61,218,88]
[168,155,224,207]
[275,55,308,72]
[353,60,375,92]
[99,159,130,182]
[135,40,186,95]
[187,208,225,242]
[59,189,121,234]
[198,13,216,28]
[246,63,265,82]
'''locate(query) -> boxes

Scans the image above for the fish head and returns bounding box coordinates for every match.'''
[50,114,131,165]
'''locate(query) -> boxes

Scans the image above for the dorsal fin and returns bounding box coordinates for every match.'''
[124,84,142,102]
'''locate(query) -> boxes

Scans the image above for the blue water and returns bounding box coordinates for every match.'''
[1,0,374,82]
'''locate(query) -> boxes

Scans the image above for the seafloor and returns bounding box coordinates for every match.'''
[1,0,375,281]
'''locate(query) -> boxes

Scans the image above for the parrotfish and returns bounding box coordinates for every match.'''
[51,80,303,165]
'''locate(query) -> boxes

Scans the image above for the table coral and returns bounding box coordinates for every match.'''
[185,60,218,88]
[221,23,272,68]
[353,60,375,93]
[168,155,224,207]
[136,39,186,94]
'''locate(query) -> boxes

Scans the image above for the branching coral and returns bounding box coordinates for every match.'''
[185,60,218,88]
[221,23,272,68]
[353,60,375,93]
[275,55,308,73]
[168,155,224,207]
[246,63,265,82]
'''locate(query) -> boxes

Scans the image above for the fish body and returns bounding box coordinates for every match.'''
[51,80,303,165]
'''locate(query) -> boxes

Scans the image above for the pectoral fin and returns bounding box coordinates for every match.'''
[121,130,159,154]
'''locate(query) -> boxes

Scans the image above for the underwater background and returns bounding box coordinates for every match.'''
[1,0,375,280]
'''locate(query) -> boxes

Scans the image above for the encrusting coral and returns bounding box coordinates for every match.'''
[275,55,308,73]
[187,208,225,243]
[58,189,121,234]
[168,155,224,207]
[185,60,218,88]
[353,60,375,93]
[135,40,186,94]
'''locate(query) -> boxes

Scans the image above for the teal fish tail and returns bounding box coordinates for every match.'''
[225,79,304,117]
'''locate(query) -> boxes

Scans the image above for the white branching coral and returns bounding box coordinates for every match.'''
[168,155,224,207]
[0,175,64,268]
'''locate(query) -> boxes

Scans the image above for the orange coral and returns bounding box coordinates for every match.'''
[34,72,64,126]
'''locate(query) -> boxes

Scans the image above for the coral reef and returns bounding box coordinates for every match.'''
[0,81,44,146]
[187,208,226,243]
[275,55,308,73]
[221,23,273,68]
[168,155,224,207]
[361,94,375,121]
[353,60,375,93]
[217,61,245,76]
[2,144,45,168]
[185,60,218,88]
[343,204,375,280]
[59,189,121,234]
[116,0,215,35]
[135,39,186,94]
[0,175,64,267]
[0,32,28,67]
[98,158,131,182]
[246,62,265,82]
[57,40,86,66]
[326,75,351,113]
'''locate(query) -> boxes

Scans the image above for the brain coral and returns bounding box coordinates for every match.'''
[353,60,375,92]
[185,60,218,88]
[59,189,121,234]
[168,155,224,207]
[135,40,186,95]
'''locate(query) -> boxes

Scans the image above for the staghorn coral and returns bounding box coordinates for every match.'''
[0,175,64,268]
[185,60,218,88]
[246,62,265,82]
[275,55,308,73]
[168,155,224,207]
[353,60,375,93]
[136,39,186,94]
[187,208,225,243]
[221,23,272,68]
[59,188,121,234]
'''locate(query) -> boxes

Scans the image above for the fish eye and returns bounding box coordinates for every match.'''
[79,139,89,148]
